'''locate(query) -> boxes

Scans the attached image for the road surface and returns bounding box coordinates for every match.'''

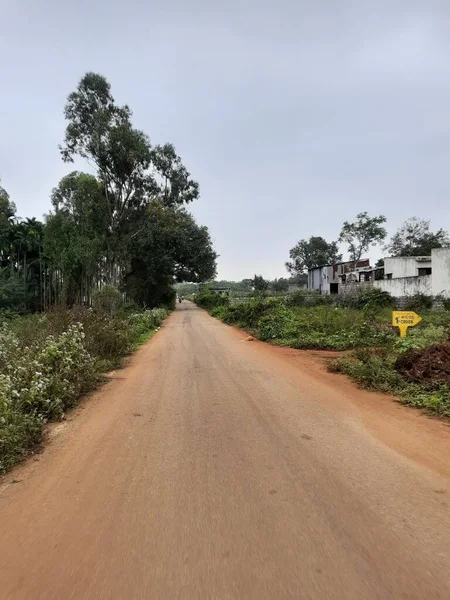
[1,302,450,599]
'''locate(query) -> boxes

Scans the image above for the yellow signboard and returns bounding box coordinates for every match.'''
[392,311,422,338]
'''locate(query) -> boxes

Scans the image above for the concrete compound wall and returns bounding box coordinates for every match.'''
[338,281,373,296]
[431,248,450,297]
[374,275,432,297]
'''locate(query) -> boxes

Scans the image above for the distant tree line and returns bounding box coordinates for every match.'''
[176,273,307,298]
[0,73,217,311]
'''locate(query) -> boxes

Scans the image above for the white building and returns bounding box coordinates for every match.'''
[308,259,371,294]
[382,256,431,279]
[431,248,450,297]
[374,249,450,298]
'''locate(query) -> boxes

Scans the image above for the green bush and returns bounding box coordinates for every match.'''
[0,305,168,473]
[333,289,394,310]
[400,384,450,418]
[196,289,229,310]
[355,288,394,309]
[221,297,269,328]
[394,324,448,353]
[331,351,404,393]
[127,308,168,344]
[92,285,124,316]
[331,347,450,418]
[286,289,333,307]
[403,293,433,311]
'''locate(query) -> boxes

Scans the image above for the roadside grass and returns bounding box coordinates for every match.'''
[0,306,168,474]
[330,349,450,419]
[197,289,450,419]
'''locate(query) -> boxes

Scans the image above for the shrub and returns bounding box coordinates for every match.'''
[222,297,268,328]
[394,324,448,353]
[127,308,168,343]
[92,285,124,316]
[286,289,333,307]
[331,347,450,418]
[400,385,450,418]
[355,289,394,309]
[0,305,168,473]
[331,352,405,393]
[196,289,229,310]
[403,293,433,311]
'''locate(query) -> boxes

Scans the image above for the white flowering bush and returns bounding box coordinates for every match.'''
[0,306,168,473]
[127,308,168,339]
[0,374,44,473]
[0,323,95,473]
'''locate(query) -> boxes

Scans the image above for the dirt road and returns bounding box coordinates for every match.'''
[1,302,450,599]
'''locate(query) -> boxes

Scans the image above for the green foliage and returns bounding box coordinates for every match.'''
[123,204,216,308]
[355,288,394,309]
[0,272,27,311]
[199,295,394,350]
[286,289,333,307]
[286,236,342,275]
[334,289,394,310]
[385,217,450,257]
[1,74,216,313]
[332,351,450,418]
[0,196,45,311]
[400,385,450,418]
[59,72,201,286]
[196,289,229,310]
[271,278,289,293]
[127,308,168,344]
[394,325,447,353]
[331,352,405,393]
[0,305,168,473]
[92,285,123,316]
[339,212,387,269]
[403,293,433,311]
[252,274,269,296]
[0,322,94,472]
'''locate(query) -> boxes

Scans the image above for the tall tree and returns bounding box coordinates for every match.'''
[0,180,16,269]
[123,203,217,307]
[59,72,199,280]
[286,236,342,275]
[252,274,269,295]
[339,212,387,270]
[385,217,450,257]
[45,172,108,305]
[271,278,289,292]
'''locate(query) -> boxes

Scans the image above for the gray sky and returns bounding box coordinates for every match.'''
[2,1,450,280]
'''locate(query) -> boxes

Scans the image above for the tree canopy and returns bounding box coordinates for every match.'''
[286,236,342,275]
[339,212,387,269]
[0,73,216,311]
[385,217,450,257]
[252,275,269,294]
[59,73,201,285]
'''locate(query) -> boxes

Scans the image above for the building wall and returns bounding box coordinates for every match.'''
[431,248,450,297]
[309,266,333,293]
[383,256,431,279]
[338,281,373,296]
[374,275,432,297]
[308,268,322,291]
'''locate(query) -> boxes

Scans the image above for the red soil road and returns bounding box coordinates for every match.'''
[1,302,450,599]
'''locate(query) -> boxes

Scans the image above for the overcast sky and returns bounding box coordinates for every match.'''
[2,1,450,279]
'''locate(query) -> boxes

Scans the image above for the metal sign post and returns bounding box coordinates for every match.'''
[392,311,422,338]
